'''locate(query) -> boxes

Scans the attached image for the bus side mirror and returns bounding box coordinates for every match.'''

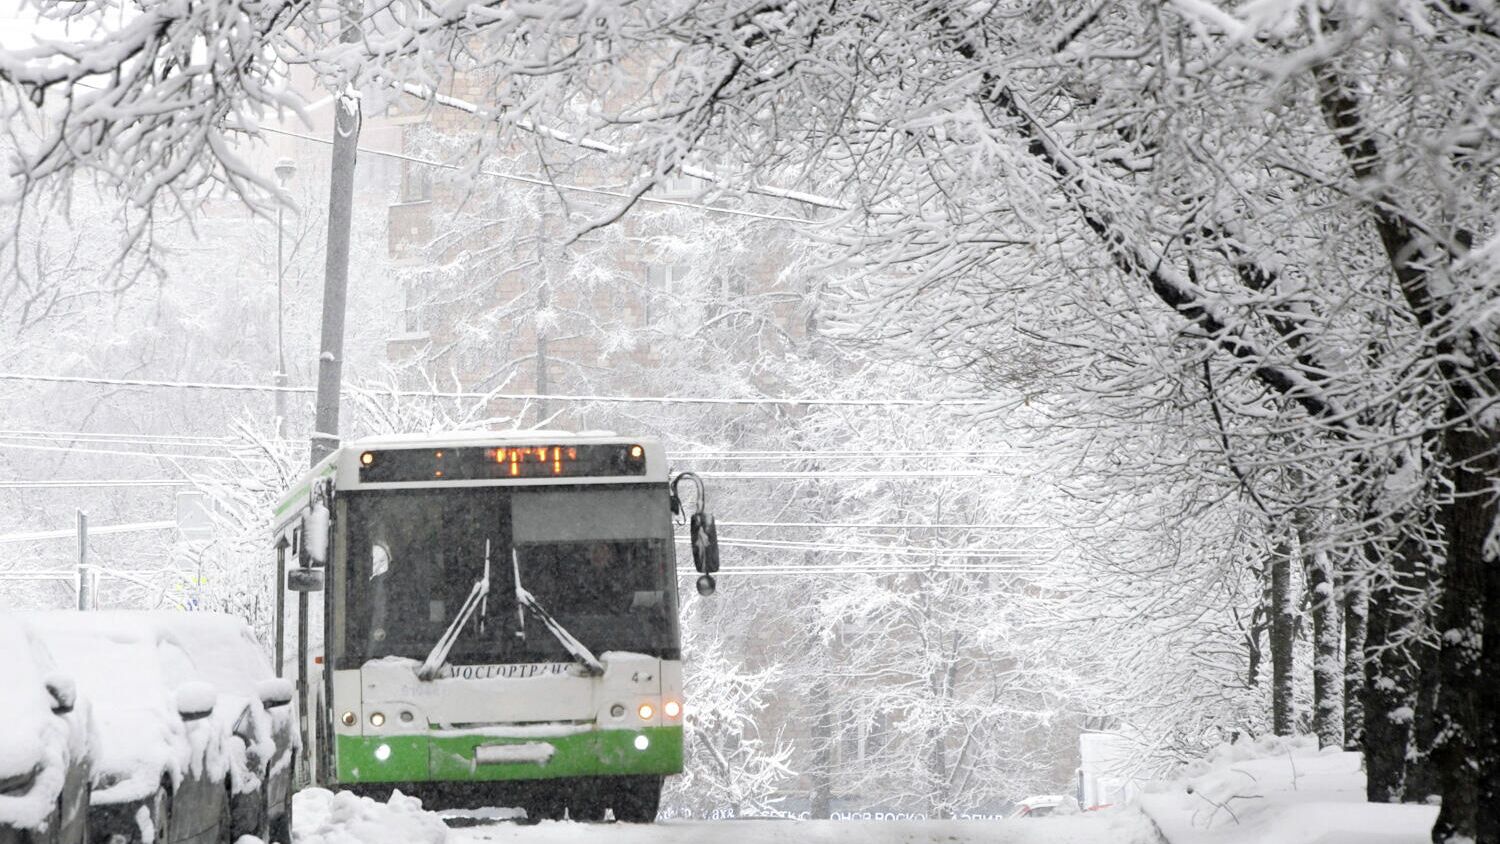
[690,512,720,599]
[287,568,325,592]
[304,503,330,565]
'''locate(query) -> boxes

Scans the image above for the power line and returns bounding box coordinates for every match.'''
[717,538,1049,557]
[678,449,1020,455]
[694,471,1009,480]
[0,430,1035,461]
[0,372,993,408]
[721,521,1053,530]
[0,446,1017,475]
[0,471,1015,491]
[259,124,815,226]
[0,480,188,489]
[678,564,1044,576]
[0,566,1028,582]
[407,85,848,213]
[0,568,193,582]
[0,521,176,545]
[0,441,250,462]
[675,537,1054,560]
[0,430,1024,455]
[0,433,1020,463]
[0,430,240,445]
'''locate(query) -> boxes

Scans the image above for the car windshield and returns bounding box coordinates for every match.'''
[338,485,679,666]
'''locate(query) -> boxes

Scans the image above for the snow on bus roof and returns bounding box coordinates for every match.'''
[347,429,631,449]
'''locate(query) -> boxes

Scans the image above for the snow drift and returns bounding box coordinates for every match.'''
[1140,735,1438,844]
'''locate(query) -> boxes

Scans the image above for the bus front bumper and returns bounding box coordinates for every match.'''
[335,725,683,784]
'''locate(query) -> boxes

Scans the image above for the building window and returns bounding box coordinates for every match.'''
[401,276,425,334]
[659,174,700,198]
[644,263,692,327]
[401,163,432,203]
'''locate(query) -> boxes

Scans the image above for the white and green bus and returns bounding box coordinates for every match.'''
[271,432,719,822]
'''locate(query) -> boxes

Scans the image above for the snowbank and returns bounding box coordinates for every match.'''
[1139,735,1438,844]
[294,788,449,844]
[441,811,1160,843]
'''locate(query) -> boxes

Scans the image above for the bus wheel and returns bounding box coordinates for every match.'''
[611,776,661,824]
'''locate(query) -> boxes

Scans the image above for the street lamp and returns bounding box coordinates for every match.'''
[274,157,296,438]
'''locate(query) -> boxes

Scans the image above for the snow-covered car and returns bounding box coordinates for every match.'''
[146,613,297,844]
[1008,794,1079,818]
[0,616,93,844]
[24,613,241,844]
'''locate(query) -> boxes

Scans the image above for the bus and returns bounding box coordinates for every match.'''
[271,431,720,822]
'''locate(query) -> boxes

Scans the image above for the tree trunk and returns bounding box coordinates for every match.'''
[1405,646,1442,804]
[1339,562,1368,751]
[1362,538,1421,803]
[1270,540,1295,736]
[1479,498,1500,843]
[1431,426,1487,843]
[1303,541,1342,748]
[809,678,834,819]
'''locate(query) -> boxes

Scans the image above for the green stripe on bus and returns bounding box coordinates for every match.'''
[274,466,337,519]
[335,726,684,784]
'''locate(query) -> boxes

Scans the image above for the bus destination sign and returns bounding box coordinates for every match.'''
[358,443,647,482]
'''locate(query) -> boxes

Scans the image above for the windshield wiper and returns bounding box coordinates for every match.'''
[512,549,605,676]
[418,540,491,681]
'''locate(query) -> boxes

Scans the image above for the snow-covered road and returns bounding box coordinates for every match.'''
[450,816,1161,844]
[293,788,1164,844]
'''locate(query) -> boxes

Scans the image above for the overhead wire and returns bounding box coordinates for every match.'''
[0,480,189,489]
[711,538,1052,558]
[0,566,1031,581]
[0,372,995,408]
[259,123,819,226]
[0,521,176,544]
[719,521,1053,530]
[0,441,251,462]
[0,429,242,445]
[0,430,1024,463]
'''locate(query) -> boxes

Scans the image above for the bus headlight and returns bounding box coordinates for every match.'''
[634,735,650,751]
[374,744,391,761]
[369,712,385,728]
[340,711,356,727]
[664,700,681,719]
[610,704,626,718]
[638,703,654,721]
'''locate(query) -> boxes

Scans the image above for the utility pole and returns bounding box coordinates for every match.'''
[535,200,550,424]
[274,157,297,439]
[309,2,362,466]
[75,510,91,610]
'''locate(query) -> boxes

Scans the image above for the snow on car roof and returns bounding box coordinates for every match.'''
[23,612,193,803]
[0,616,54,780]
[0,615,78,831]
[145,612,273,697]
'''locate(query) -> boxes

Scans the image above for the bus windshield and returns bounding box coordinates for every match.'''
[338,485,679,667]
